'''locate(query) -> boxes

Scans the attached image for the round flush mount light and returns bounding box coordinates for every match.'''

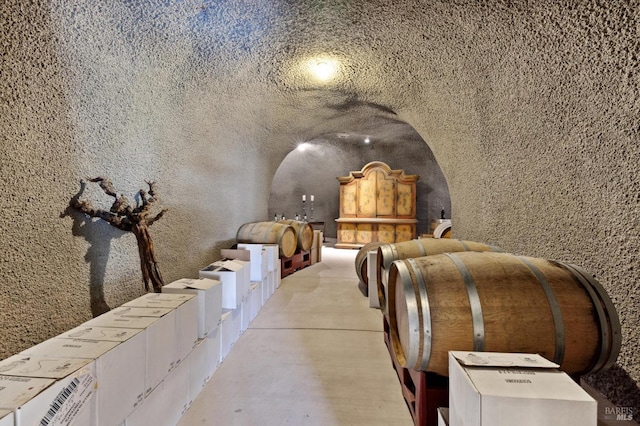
[306,56,341,82]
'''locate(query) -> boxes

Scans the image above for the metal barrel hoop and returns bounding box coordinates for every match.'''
[556,261,621,373]
[444,253,485,352]
[389,259,421,369]
[517,256,566,365]
[407,258,433,371]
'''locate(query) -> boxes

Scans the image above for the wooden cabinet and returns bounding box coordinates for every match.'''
[335,161,419,249]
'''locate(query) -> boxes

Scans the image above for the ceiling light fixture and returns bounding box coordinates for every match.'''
[364,137,371,144]
[307,57,340,82]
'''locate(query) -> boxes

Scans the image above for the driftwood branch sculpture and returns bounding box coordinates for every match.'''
[70,177,168,293]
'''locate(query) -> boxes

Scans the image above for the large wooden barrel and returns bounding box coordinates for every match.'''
[355,242,386,296]
[376,239,502,315]
[277,220,313,252]
[388,251,621,377]
[236,222,297,258]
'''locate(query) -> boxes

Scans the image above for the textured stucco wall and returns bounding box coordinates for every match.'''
[1,0,639,412]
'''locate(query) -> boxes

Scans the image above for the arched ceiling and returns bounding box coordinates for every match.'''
[50,0,474,169]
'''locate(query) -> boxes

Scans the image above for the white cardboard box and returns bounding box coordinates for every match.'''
[188,339,211,406]
[275,263,282,289]
[262,244,279,272]
[268,270,276,296]
[0,409,12,426]
[438,407,449,426]
[248,281,262,322]
[261,275,271,305]
[163,278,223,338]
[220,309,241,362]
[206,326,222,372]
[241,296,251,334]
[1,362,96,426]
[237,243,268,281]
[124,293,199,367]
[199,260,247,309]
[366,250,380,308]
[232,259,251,298]
[125,381,165,426]
[90,307,177,397]
[218,259,250,300]
[0,375,54,411]
[57,325,146,425]
[448,351,597,426]
[127,357,189,426]
[163,357,190,425]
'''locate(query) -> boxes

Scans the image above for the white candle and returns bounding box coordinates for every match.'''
[302,194,306,202]
[310,195,314,202]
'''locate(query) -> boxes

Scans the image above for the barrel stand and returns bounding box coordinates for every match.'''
[383,317,449,426]
[280,249,311,278]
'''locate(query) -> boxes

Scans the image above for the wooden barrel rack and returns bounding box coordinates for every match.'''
[383,316,448,426]
[280,249,311,278]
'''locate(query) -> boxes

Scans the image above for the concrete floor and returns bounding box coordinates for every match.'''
[178,247,413,426]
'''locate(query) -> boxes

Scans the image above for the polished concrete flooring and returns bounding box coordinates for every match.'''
[178,247,413,426]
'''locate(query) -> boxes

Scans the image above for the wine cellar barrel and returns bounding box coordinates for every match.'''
[236,222,297,258]
[387,251,621,377]
[277,220,314,251]
[355,241,386,292]
[376,238,502,314]
[432,221,452,239]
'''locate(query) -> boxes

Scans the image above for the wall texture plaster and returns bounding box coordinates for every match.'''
[1,0,638,411]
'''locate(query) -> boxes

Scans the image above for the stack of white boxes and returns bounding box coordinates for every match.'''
[237,243,268,310]
[0,240,290,425]
[160,278,223,414]
[0,276,225,426]
[445,351,597,426]
[199,258,250,361]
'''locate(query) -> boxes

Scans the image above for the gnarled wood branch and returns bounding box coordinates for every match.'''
[70,177,168,293]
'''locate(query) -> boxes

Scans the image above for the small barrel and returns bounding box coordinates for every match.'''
[277,220,314,252]
[433,221,452,238]
[236,222,297,258]
[376,239,502,316]
[355,242,386,295]
[388,251,621,377]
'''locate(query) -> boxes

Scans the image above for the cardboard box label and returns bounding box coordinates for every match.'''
[86,313,159,329]
[38,368,95,426]
[59,326,142,342]
[110,306,173,318]
[0,356,93,379]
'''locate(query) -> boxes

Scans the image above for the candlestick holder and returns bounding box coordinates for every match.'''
[310,200,314,221]
[301,200,307,221]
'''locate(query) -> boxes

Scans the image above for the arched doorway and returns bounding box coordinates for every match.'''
[269,121,451,240]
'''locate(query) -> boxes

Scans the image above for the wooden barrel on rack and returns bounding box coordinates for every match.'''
[376,239,502,315]
[388,251,621,377]
[236,222,297,258]
[355,242,386,296]
[277,220,313,252]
